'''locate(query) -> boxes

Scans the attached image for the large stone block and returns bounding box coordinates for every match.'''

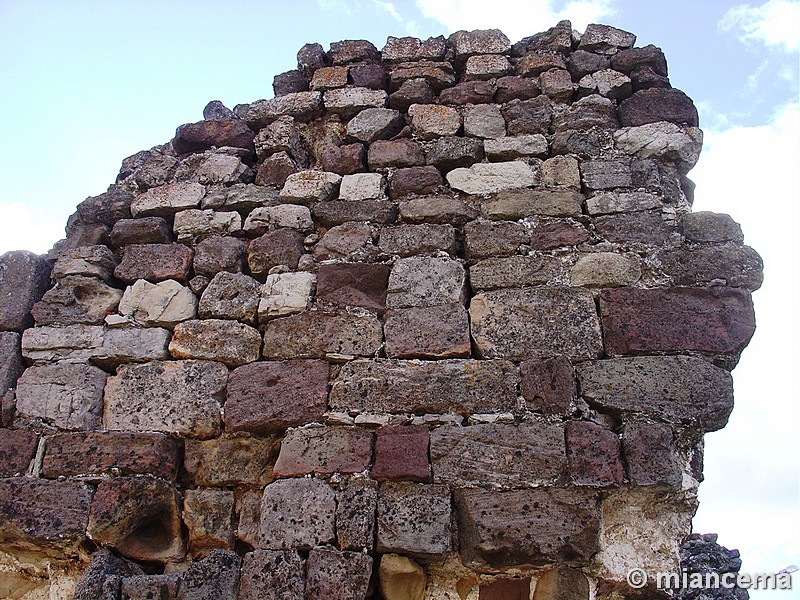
[258,271,316,321]
[0,332,23,393]
[614,122,702,172]
[225,359,329,434]
[368,139,425,169]
[502,97,553,136]
[198,272,260,324]
[169,319,262,366]
[575,356,734,431]
[658,244,763,291]
[379,223,457,257]
[172,119,255,155]
[173,209,242,242]
[31,276,123,326]
[241,91,324,126]
[273,426,373,476]
[193,236,247,277]
[74,550,144,600]
[110,217,173,247]
[183,436,278,487]
[114,243,194,284]
[470,287,603,361]
[330,359,518,415]
[335,478,378,551]
[51,245,117,281]
[519,356,576,415]
[118,279,197,328]
[529,221,590,250]
[244,204,314,235]
[259,478,336,550]
[238,550,305,600]
[121,574,180,600]
[177,550,241,600]
[15,362,107,430]
[377,482,451,555]
[279,170,342,205]
[622,421,682,487]
[183,488,235,555]
[389,61,456,92]
[599,287,756,358]
[316,263,389,312]
[565,421,624,487]
[680,211,744,243]
[130,182,205,218]
[103,360,228,438]
[570,252,642,287]
[389,165,444,198]
[0,429,38,477]
[373,425,431,482]
[481,189,583,220]
[463,104,506,139]
[425,136,484,172]
[384,303,471,359]
[532,568,589,600]
[379,554,426,600]
[387,255,466,308]
[306,548,373,600]
[446,161,538,195]
[399,195,479,226]
[450,29,510,58]
[247,229,306,278]
[408,104,461,140]
[346,108,404,143]
[468,256,560,292]
[456,487,601,568]
[594,210,674,246]
[464,220,528,259]
[618,88,699,127]
[430,423,566,487]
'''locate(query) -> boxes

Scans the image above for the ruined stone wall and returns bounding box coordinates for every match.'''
[0,21,761,600]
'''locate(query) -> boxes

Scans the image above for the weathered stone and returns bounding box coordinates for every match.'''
[349,63,388,90]
[114,243,193,284]
[382,36,422,62]
[481,578,531,600]
[585,191,661,215]
[203,100,235,120]
[470,287,603,360]
[110,217,173,247]
[368,139,425,170]
[659,243,763,290]
[456,487,600,568]
[193,236,247,277]
[385,303,471,359]
[482,189,583,219]
[379,554,426,600]
[447,161,537,195]
[569,49,612,79]
[118,279,197,328]
[530,221,590,250]
[373,425,430,482]
[346,107,404,143]
[517,51,567,76]
[578,69,632,100]
[247,229,305,278]
[387,255,466,308]
[425,137,485,172]
[225,359,328,434]
[121,574,180,600]
[169,319,261,366]
[273,426,373,476]
[172,119,255,155]
[310,66,348,91]
[512,19,572,55]
[389,61,456,92]
[519,356,576,415]
[317,263,389,312]
[386,166,442,201]
[319,143,366,175]
[178,550,240,600]
[495,75,540,103]
[578,24,636,55]
[15,362,106,430]
[439,80,496,105]
[338,172,385,201]
[129,152,179,191]
[565,421,624,487]
[576,356,735,431]
[259,477,336,550]
[42,431,178,480]
[280,170,342,205]
[464,104,506,139]
[103,360,227,438]
[88,476,184,562]
[183,436,277,487]
[253,116,305,163]
[131,182,204,218]
[540,68,574,102]
[614,122,702,172]
[175,151,253,186]
[173,209,241,242]
[189,275,210,295]
[571,252,641,287]
[622,421,682,486]
[680,211,744,243]
[619,88,699,127]
[241,92,324,126]
[466,54,513,80]
[313,221,374,260]
[306,548,373,600]
[75,187,134,226]
[611,44,668,76]
[335,478,378,551]
[599,287,756,359]
[532,568,590,600]
[52,245,116,281]
[0,429,37,477]
[183,488,235,554]
[297,42,328,75]
[379,223,457,256]
[580,158,633,191]
[629,63,671,92]
[256,151,299,186]
[74,550,144,600]
[238,550,305,600]
[244,204,314,235]
[198,272,260,324]
[262,310,382,359]
[502,96,553,135]
[330,359,518,415]
[552,94,619,132]
[328,39,379,65]
[469,255,559,291]
[399,195,479,225]
[450,29,510,58]
[324,88,388,119]
[541,155,581,189]
[483,134,547,161]
[0,332,23,393]
[389,78,436,112]
[31,276,123,326]
[313,198,397,226]
[464,220,527,259]
[258,271,315,320]
[377,482,450,555]
[408,104,461,139]
[200,180,278,214]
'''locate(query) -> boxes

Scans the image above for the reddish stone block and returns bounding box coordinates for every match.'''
[389,166,444,198]
[316,263,390,312]
[0,429,38,477]
[255,151,299,187]
[519,356,576,415]
[480,578,531,600]
[224,360,329,434]
[247,229,305,278]
[565,421,624,487]
[622,421,682,486]
[41,431,179,481]
[319,143,366,175]
[495,76,540,103]
[172,119,255,155]
[529,221,590,250]
[349,63,388,90]
[368,139,425,169]
[373,425,431,482]
[184,437,279,487]
[384,303,471,359]
[273,426,374,477]
[600,287,756,357]
[439,80,496,105]
[619,88,698,127]
[114,243,194,284]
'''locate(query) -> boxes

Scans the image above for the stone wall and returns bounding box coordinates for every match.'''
[0,21,761,600]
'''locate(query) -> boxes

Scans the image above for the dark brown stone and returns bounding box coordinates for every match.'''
[0,251,52,332]
[611,45,668,76]
[297,42,329,76]
[553,95,619,132]
[329,39,379,65]
[622,421,682,486]
[76,187,134,226]
[568,50,611,80]
[121,573,180,600]
[520,356,576,415]
[319,143,367,175]
[273,426,373,476]
[595,210,674,246]
[533,568,590,600]
[74,550,144,600]
[390,166,444,198]
[681,211,744,243]
[389,60,456,92]
[178,549,241,600]
[600,287,756,357]
[439,80,496,104]
[385,303,471,359]
[565,421,624,487]
[502,96,553,135]
[619,88,698,127]
[193,236,247,277]
[425,136,485,171]
[373,425,430,482]
[273,69,309,96]
[368,139,425,169]
[255,151,299,187]
[247,229,305,278]
[495,76,540,103]
[517,51,567,76]
[316,262,390,312]
[480,578,531,600]
[114,243,193,284]
[238,550,305,600]
[306,548,373,600]
[511,20,572,56]
[42,431,179,480]
[349,63,387,89]
[659,243,763,291]
[225,360,329,434]
[389,78,435,111]
[110,217,173,247]
[0,429,37,477]
[464,220,527,259]
[529,221,590,250]
[172,119,255,155]
[184,437,278,487]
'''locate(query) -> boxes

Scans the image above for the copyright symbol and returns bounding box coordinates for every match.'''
[627,568,648,588]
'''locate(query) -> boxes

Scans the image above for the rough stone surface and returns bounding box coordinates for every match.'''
[614,122,703,172]
[183,437,277,487]
[336,478,378,551]
[259,477,336,550]
[31,276,123,326]
[379,554,426,600]
[346,107,404,142]
[387,255,466,308]
[570,252,641,287]
[0,332,23,393]
[425,136,485,171]
[502,96,553,135]
[169,319,261,366]
[373,425,431,482]
[258,271,316,320]
[594,210,674,246]
[262,310,382,359]
[247,229,305,278]
[193,236,247,277]
[368,139,425,169]
[408,104,461,139]
[0,429,38,477]
[469,256,560,291]
[173,209,241,241]
[447,161,537,195]
[173,119,255,155]
[399,195,479,225]
[273,426,373,476]
[619,88,699,127]
[244,204,314,235]
[197,271,260,324]
[470,287,603,361]
[585,191,661,215]
[73,550,144,600]
[177,550,241,600]
[565,421,624,487]
[119,279,197,328]
[183,488,235,555]
[379,223,457,256]
[110,217,173,247]
[481,578,531,600]
[464,220,527,259]
[579,24,636,55]
[390,165,444,198]
[377,482,451,555]
[114,243,194,284]
[51,245,117,281]
[483,134,547,161]
[242,92,323,126]
[385,303,471,359]
[306,548,373,600]
[481,189,583,219]
[659,243,763,290]
[519,356,576,415]
[238,550,305,600]
[532,568,590,600]
[681,211,744,243]
[317,262,389,312]
[280,170,342,205]
[463,104,506,139]
[623,421,682,487]
[131,182,205,218]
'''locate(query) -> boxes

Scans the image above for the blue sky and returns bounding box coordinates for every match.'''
[1,0,798,591]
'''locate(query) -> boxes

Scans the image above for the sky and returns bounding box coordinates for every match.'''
[0,0,798,592]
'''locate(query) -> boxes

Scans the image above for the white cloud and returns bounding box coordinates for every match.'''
[415,0,616,41]
[0,203,66,256]
[719,0,800,52]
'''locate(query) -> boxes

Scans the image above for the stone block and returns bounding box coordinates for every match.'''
[31,276,123,326]
[103,360,228,438]
[389,78,436,111]
[176,151,253,186]
[51,245,116,281]
[330,358,518,415]
[431,423,566,487]
[614,122,702,172]
[399,195,479,226]
[95,326,172,366]
[469,256,560,291]
[247,229,306,278]
[130,182,205,218]
[319,143,366,175]
[273,426,373,476]
[121,574,180,600]
[313,222,375,261]
[570,252,641,287]
[255,151,299,186]
[599,287,756,359]
[335,478,378,551]
[193,236,247,277]
[183,436,278,487]
[464,104,506,139]
[470,287,603,361]
[580,158,633,191]
[565,421,624,487]
[324,87,388,119]
[465,54,513,80]
[262,310,382,359]
[0,332,23,392]
[576,356,735,431]
[658,244,763,291]
[259,477,336,550]
[622,421,682,487]
[368,139,425,169]
[379,554,426,600]
[519,356,576,415]
[0,429,38,476]
[114,243,194,284]
[456,487,600,568]
[517,51,567,76]
[15,362,107,430]
[578,24,636,54]
[183,488,235,555]
[225,359,329,434]
[529,221,590,250]
[408,104,461,139]
[244,204,314,235]
[88,476,184,562]
[118,279,197,328]
[532,568,589,600]
[74,550,144,600]
[680,211,744,243]
[110,217,173,247]
[481,189,583,219]
[373,425,431,482]
[541,155,581,189]
[177,550,240,600]
[540,68,574,102]
[389,61,456,92]
[480,578,531,600]
[258,271,315,321]
[502,96,553,135]
[238,550,305,600]
[569,48,612,79]
[198,271,260,324]
[329,39,379,65]
[350,63,388,89]
[578,69,632,100]
[618,88,699,127]
[379,223,457,257]
[310,66,348,91]
[384,303,471,359]
[279,170,342,204]
[306,548,373,600]
[450,29,510,58]
[425,136,485,171]
[169,319,261,367]
[495,75,540,103]
[42,431,179,480]
[338,172,385,201]
[447,161,538,195]
[387,255,466,308]
[389,165,444,198]
[346,107,404,143]
[312,198,397,226]
[611,44,668,76]
[484,134,547,160]
[253,115,305,161]
[316,262,389,312]
[585,191,661,215]
[464,220,527,259]
[241,92,323,126]
[552,95,618,132]
[440,80,496,105]
[173,209,242,241]
[377,482,451,555]
[172,119,255,155]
